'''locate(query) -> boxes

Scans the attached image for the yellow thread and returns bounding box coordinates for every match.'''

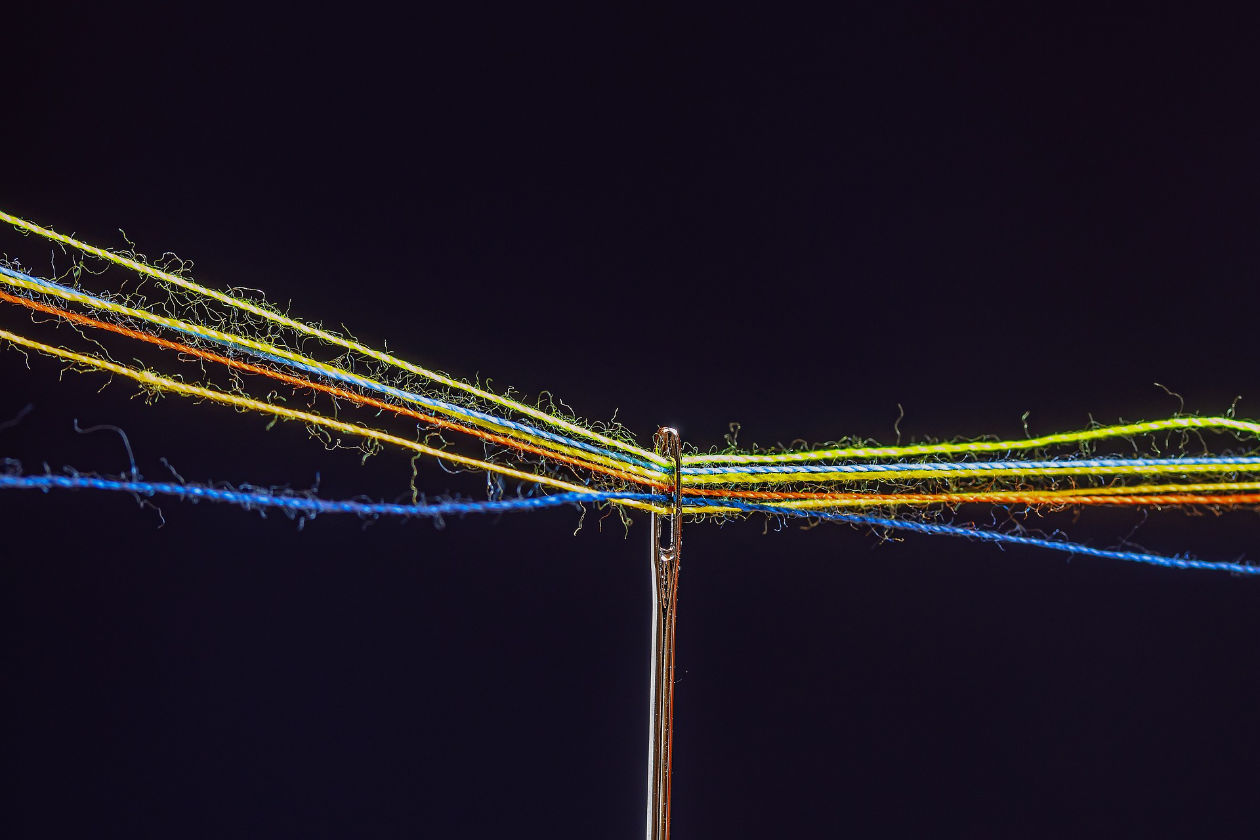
[681,417,1260,465]
[0,210,667,467]
[0,327,670,514]
[0,271,666,481]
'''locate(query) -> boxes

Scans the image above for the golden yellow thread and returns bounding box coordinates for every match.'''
[0,210,666,467]
[0,327,670,514]
[681,417,1260,465]
[0,270,666,481]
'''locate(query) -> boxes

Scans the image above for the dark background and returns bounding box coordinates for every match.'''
[3,5,1259,837]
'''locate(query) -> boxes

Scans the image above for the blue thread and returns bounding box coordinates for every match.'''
[0,267,663,473]
[0,473,662,517]
[3,472,1251,575]
[684,498,1260,576]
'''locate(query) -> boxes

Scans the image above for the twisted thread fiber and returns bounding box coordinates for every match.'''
[4,208,1258,577]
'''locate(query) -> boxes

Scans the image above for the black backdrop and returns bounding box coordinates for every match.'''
[4,6,1259,837]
